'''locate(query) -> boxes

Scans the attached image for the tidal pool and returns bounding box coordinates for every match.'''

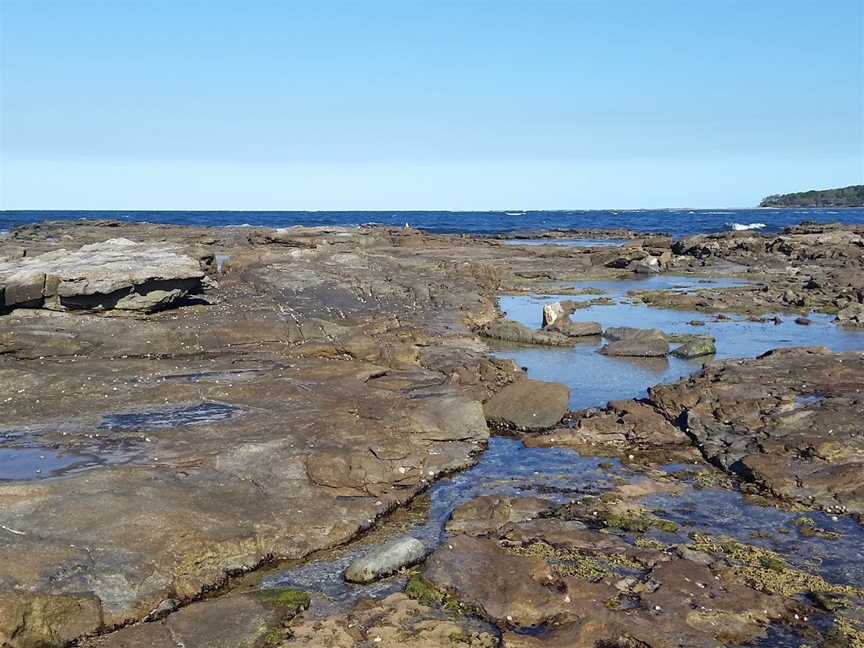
[0,447,100,481]
[495,276,864,409]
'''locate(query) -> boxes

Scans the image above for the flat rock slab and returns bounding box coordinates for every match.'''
[601,327,669,357]
[83,593,289,648]
[482,319,571,346]
[0,238,203,312]
[344,536,429,583]
[483,379,569,430]
[545,319,602,337]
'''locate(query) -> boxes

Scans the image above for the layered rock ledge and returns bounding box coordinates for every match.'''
[0,238,205,313]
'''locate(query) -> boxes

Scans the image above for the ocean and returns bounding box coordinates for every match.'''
[2,208,864,237]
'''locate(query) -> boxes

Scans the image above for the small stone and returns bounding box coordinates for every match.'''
[344,537,428,584]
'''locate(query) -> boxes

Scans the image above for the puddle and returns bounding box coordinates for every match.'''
[496,276,864,409]
[795,394,824,407]
[0,444,141,481]
[0,402,244,481]
[263,438,617,615]
[99,402,244,431]
[0,447,99,481]
[501,238,628,248]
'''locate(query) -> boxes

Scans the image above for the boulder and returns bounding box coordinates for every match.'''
[600,328,668,357]
[0,239,204,313]
[671,335,716,358]
[344,537,428,584]
[483,379,569,430]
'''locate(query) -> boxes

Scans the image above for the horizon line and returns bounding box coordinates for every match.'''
[3,206,814,213]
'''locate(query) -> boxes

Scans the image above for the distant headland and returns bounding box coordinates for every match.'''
[759,184,864,208]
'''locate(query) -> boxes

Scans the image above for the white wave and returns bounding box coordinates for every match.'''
[728,222,766,231]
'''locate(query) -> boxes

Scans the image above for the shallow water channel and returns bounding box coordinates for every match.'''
[264,275,864,642]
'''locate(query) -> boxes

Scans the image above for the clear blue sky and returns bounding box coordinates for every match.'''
[1,0,862,210]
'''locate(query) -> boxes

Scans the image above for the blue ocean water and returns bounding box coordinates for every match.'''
[2,208,863,237]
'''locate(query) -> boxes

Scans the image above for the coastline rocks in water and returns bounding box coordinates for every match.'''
[524,398,693,462]
[0,224,506,647]
[650,347,864,519]
[0,238,204,313]
[600,327,669,357]
[483,379,570,430]
[670,335,716,358]
[481,318,570,346]
[344,537,429,584]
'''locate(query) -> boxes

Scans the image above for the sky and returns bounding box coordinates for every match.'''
[0,0,862,210]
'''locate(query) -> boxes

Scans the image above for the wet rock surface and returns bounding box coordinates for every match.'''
[83,591,298,648]
[0,223,520,646]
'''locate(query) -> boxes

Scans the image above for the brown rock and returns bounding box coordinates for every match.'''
[483,380,570,430]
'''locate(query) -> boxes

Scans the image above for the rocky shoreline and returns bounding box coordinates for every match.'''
[1,220,862,647]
